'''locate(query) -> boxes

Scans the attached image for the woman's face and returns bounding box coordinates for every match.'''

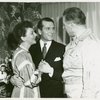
[24,28,37,45]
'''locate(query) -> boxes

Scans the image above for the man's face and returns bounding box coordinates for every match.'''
[40,20,55,42]
[63,16,75,37]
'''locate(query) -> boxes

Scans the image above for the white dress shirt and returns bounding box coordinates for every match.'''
[40,39,52,53]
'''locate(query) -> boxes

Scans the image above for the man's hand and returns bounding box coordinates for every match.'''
[38,60,54,76]
[34,70,41,84]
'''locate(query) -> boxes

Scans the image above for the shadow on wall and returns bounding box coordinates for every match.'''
[58,17,70,45]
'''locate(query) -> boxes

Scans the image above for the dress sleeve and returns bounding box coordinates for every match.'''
[15,53,37,88]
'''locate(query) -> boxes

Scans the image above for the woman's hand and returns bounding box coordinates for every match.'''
[10,75,24,88]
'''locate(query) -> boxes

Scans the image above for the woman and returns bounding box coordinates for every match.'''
[8,21,41,98]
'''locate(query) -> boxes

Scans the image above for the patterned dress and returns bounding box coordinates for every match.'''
[11,47,40,98]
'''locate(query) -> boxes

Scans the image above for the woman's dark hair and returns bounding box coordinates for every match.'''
[37,17,54,30]
[7,21,33,50]
[7,32,18,50]
[63,7,86,25]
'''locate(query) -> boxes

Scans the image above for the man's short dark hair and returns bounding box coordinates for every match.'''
[37,17,54,30]
[63,7,86,25]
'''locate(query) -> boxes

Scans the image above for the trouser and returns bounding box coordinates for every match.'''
[64,84,83,98]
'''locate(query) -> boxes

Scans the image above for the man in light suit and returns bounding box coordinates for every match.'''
[29,17,65,98]
[62,7,100,98]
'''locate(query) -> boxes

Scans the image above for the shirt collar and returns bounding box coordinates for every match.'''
[40,39,52,45]
[40,39,52,51]
[19,45,29,52]
[70,28,92,45]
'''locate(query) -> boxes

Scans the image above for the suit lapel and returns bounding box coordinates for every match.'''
[45,40,55,59]
[36,41,43,59]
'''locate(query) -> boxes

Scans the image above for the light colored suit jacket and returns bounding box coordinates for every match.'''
[62,29,100,98]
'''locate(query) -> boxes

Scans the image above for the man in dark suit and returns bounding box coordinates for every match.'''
[29,17,65,98]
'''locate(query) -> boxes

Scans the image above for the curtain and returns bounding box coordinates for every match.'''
[41,2,100,45]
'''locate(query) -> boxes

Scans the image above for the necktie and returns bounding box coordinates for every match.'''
[42,43,47,59]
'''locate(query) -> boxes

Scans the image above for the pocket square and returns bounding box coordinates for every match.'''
[54,57,61,61]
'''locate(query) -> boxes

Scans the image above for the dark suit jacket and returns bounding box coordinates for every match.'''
[29,40,65,98]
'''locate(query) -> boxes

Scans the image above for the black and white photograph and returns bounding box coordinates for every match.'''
[0,1,100,98]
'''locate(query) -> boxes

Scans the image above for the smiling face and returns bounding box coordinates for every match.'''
[22,28,37,45]
[40,20,55,42]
